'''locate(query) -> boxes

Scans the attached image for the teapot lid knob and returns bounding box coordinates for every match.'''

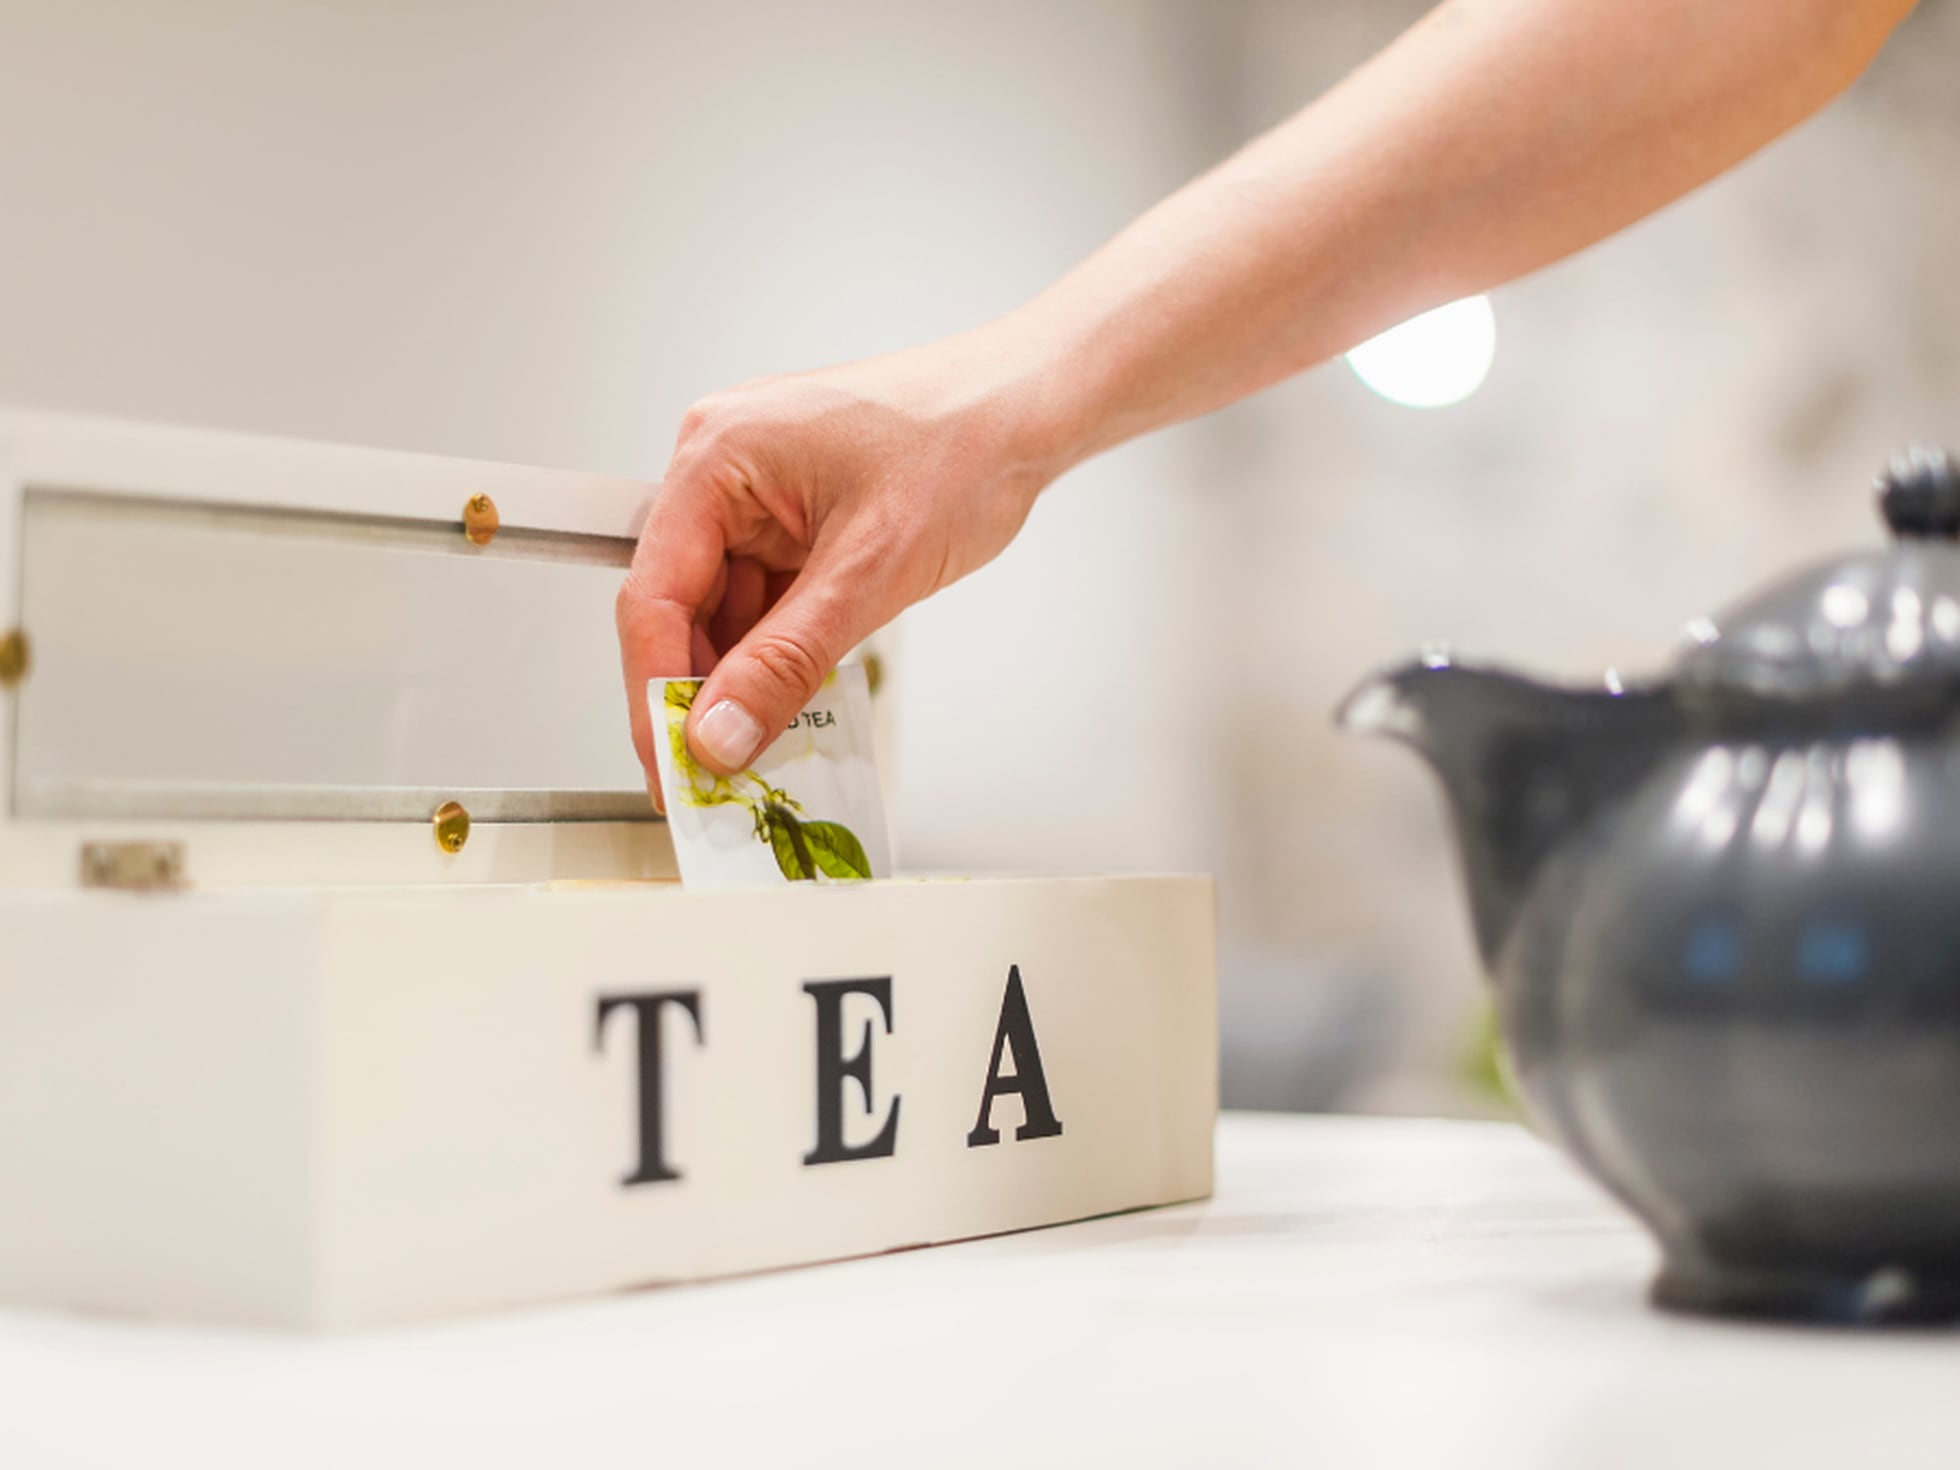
[1878,446,1960,539]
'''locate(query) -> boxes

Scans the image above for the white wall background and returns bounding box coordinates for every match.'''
[6,0,1959,1112]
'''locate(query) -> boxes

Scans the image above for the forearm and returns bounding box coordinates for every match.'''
[994,0,1913,468]
[623,0,1913,773]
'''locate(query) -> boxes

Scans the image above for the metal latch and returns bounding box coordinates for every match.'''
[80,841,187,891]
[0,628,27,688]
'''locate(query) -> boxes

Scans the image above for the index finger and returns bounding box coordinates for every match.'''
[617,472,734,795]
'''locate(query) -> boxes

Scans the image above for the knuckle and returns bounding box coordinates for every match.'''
[615,568,684,645]
[614,570,648,633]
[675,399,719,441]
[675,389,754,453]
[667,420,762,501]
[747,630,831,700]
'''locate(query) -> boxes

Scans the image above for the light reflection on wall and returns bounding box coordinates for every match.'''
[1344,295,1497,408]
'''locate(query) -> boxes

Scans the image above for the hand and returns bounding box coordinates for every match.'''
[617,328,1072,799]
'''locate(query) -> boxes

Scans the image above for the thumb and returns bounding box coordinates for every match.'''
[686,563,880,774]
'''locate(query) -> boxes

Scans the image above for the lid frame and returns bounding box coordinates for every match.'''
[0,408,677,888]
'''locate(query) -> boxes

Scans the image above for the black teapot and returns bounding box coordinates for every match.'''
[1340,448,1960,1325]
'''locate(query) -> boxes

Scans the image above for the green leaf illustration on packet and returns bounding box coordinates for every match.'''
[652,665,889,888]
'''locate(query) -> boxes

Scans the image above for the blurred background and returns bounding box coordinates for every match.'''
[3,0,1957,1116]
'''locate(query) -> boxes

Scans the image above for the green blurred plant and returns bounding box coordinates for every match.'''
[1458,995,1520,1114]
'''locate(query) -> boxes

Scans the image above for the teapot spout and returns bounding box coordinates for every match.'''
[1338,657,1680,970]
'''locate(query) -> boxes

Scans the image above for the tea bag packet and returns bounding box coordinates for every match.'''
[651,664,892,888]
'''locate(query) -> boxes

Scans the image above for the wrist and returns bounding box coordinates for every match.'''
[949,310,1106,492]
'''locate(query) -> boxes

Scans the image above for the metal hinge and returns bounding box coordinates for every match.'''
[0,628,27,688]
[80,841,187,892]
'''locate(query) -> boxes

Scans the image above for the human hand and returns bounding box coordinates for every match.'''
[617,328,1074,800]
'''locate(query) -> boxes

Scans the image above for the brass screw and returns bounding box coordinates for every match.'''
[861,651,884,696]
[432,800,472,854]
[462,493,500,546]
[0,629,28,688]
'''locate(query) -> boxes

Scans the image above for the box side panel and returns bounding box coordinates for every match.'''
[0,894,319,1327]
[315,876,1216,1327]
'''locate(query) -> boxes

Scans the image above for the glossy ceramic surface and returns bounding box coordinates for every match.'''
[1341,447,1960,1325]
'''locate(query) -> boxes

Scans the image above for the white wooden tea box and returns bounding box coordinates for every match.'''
[0,410,1217,1330]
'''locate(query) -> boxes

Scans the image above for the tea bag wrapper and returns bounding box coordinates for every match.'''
[651,664,892,888]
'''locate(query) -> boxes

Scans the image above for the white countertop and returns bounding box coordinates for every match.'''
[4,1113,1956,1469]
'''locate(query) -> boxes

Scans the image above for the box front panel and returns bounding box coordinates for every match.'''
[317,877,1217,1327]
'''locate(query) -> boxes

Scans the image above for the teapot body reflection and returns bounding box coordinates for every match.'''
[1342,450,1960,1324]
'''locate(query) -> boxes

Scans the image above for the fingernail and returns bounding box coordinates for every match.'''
[695,698,764,769]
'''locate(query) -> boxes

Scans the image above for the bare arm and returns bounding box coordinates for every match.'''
[1016,0,1913,456]
[620,0,1915,784]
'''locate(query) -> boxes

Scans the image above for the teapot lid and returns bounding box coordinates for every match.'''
[1678,448,1960,699]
